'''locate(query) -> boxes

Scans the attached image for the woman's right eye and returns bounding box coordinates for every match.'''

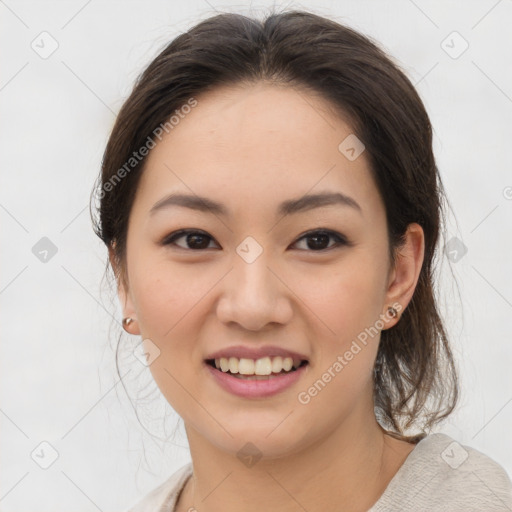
[162,229,219,250]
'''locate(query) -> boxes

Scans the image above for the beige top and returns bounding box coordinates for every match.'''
[126,433,512,511]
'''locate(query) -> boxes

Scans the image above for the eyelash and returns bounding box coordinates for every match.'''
[161,228,351,252]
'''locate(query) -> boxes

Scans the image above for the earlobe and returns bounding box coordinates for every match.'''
[122,316,138,334]
[382,223,425,328]
[108,245,141,335]
[117,284,141,336]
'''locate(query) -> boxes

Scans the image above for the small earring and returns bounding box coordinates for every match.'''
[387,306,398,318]
[122,317,134,332]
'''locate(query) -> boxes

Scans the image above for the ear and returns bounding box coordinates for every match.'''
[382,223,425,329]
[108,245,140,335]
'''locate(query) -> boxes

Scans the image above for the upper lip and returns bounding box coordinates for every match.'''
[205,345,309,361]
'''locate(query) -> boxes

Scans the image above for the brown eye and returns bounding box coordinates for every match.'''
[161,228,350,252]
[292,230,349,251]
[162,230,218,250]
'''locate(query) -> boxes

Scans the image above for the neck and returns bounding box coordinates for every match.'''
[177,402,407,512]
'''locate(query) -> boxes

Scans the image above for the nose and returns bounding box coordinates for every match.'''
[216,249,293,331]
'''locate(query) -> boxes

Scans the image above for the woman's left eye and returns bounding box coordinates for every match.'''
[161,229,349,252]
[292,230,349,251]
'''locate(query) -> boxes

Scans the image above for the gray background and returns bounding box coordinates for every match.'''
[1,0,511,510]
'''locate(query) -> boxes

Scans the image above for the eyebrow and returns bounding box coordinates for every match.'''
[149,191,362,218]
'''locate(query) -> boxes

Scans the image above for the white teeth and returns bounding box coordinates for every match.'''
[282,357,293,371]
[213,356,304,375]
[238,358,255,375]
[254,356,272,375]
[228,357,239,374]
[271,356,283,373]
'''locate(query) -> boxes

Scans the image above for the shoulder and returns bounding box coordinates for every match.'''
[371,433,512,511]
[124,462,193,512]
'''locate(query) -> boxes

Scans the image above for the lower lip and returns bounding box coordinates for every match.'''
[205,362,308,398]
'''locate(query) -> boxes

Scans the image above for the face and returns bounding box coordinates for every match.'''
[114,83,422,459]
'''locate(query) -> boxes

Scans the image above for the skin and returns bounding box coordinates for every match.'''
[111,82,425,512]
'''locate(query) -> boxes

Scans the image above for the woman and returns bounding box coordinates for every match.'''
[91,9,512,512]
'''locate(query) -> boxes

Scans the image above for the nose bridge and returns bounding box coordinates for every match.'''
[233,243,276,308]
[216,238,291,330]
[236,248,272,297]
[233,233,273,289]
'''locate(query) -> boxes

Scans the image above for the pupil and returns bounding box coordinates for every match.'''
[308,233,328,250]
[188,233,209,249]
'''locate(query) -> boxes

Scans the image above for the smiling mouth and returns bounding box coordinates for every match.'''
[205,358,308,380]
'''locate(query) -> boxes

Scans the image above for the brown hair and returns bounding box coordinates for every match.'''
[91,9,459,440]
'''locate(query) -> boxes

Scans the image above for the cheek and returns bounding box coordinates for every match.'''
[291,255,385,345]
[130,258,204,339]
[128,258,220,379]
[129,263,211,417]
[290,264,383,420]
[288,256,386,406]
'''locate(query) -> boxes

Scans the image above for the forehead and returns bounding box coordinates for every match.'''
[133,83,382,220]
